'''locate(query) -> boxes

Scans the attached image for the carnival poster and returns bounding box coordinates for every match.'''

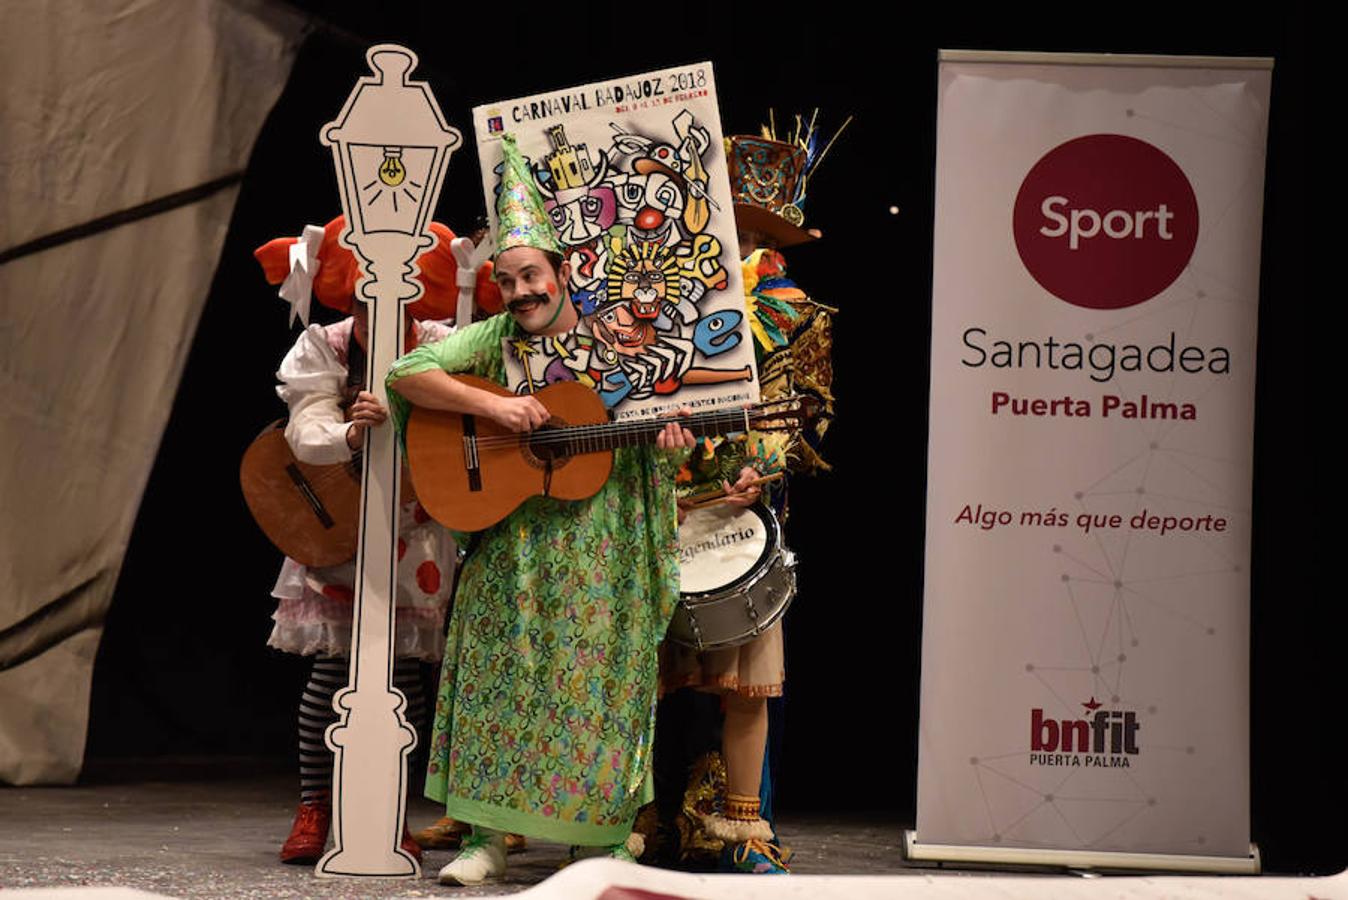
[473,62,758,420]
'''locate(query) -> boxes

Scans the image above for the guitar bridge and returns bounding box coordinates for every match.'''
[285,463,335,528]
[462,415,482,492]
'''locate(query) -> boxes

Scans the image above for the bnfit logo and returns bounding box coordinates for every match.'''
[1029,697,1140,768]
[1013,134,1198,310]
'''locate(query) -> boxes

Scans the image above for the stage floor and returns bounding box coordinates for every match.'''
[0,762,918,897]
[7,762,1338,899]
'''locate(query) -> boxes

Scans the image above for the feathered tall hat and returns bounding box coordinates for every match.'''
[254,216,503,321]
[727,111,851,248]
[494,134,562,258]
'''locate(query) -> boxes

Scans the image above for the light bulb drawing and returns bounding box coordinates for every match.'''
[361,146,425,217]
[378,147,406,185]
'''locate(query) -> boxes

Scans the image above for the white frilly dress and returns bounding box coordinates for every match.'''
[266,317,455,663]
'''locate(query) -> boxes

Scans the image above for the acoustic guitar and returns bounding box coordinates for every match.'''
[239,421,417,568]
[404,375,811,532]
[239,421,360,567]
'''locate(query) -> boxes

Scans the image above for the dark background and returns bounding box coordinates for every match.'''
[86,0,1335,876]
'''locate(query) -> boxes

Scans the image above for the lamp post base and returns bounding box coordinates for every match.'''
[315,685,419,879]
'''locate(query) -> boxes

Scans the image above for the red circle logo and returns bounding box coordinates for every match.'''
[1013,134,1198,310]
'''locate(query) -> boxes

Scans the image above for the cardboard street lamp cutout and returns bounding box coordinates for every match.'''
[315,44,460,879]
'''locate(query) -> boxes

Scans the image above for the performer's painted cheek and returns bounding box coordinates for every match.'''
[545,281,557,297]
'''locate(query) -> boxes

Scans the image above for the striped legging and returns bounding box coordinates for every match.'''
[298,656,427,800]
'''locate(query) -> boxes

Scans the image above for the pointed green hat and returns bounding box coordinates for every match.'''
[496,134,562,259]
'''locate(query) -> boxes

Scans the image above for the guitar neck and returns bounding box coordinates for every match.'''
[560,407,755,453]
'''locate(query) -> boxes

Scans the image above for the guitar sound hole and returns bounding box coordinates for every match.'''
[523,420,572,470]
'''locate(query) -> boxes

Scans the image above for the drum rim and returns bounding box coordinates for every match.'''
[669,549,797,650]
[679,503,781,602]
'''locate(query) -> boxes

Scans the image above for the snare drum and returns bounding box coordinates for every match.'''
[668,504,797,651]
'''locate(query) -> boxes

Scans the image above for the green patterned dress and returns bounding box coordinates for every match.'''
[386,313,684,846]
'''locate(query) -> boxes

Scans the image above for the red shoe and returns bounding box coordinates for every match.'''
[279,795,331,865]
[402,824,423,863]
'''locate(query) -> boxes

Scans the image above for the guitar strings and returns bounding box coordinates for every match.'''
[468,409,762,449]
[284,403,800,492]
[467,401,804,450]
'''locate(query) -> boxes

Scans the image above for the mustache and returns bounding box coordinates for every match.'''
[507,292,551,312]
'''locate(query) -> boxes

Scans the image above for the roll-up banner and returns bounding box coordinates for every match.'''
[912,51,1272,873]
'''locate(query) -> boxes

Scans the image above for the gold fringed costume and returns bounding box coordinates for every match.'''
[646,119,844,873]
[642,250,836,867]
[659,248,835,702]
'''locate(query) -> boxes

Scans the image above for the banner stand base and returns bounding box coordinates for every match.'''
[902,830,1260,875]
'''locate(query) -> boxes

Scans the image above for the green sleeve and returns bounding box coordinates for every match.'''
[654,443,693,477]
[385,313,514,437]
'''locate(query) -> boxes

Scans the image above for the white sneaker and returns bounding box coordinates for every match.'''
[437,831,507,885]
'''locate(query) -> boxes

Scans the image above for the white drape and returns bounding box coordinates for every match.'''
[0,0,303,784]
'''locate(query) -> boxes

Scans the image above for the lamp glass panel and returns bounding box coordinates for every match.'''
[348,143,440,235]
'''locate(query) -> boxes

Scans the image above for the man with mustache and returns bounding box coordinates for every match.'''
[385,135,695,885]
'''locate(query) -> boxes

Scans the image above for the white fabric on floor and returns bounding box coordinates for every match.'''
[0,0,303,784]
[526,859,1344,899]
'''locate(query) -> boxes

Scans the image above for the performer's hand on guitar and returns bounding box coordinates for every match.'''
[391,369,549,433]
[656,408,696,451]
[345,391,388,450]
[489,393,551,433]
[722,466,763,508]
